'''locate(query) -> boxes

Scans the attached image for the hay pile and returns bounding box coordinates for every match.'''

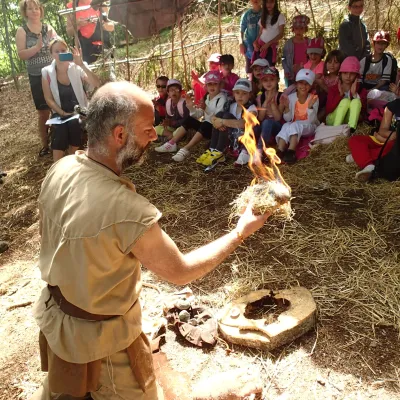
[128,131,400,335]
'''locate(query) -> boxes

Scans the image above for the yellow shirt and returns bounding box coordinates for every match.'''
[34,151,162,363]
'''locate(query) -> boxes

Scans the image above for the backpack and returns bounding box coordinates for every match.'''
[372,121,400,181]
[166,98,186,118]
[362,53,398,85]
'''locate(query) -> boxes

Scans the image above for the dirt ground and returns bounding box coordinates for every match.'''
[1,81,400,400]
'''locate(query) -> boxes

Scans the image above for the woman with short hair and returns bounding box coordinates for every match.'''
[16,0,57,157]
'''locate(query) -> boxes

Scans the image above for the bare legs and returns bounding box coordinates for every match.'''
[37,110,51,149]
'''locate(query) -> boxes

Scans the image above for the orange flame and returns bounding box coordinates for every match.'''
[239,106,290,188]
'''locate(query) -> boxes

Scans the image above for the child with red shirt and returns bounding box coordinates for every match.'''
[220,54,240,96]
[153,75,169,127]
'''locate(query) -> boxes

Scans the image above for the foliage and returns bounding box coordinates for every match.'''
[0,0,399,79]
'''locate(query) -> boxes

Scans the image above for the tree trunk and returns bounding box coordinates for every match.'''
[1,0,19,89]
[374,0,379,30]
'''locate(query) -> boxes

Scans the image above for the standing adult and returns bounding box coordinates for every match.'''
[65,0,114,64]
[338,0,370,60]
[16,0,57,157]
[31,82,275,399]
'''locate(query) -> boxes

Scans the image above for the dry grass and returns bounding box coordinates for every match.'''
[127,128,400,397]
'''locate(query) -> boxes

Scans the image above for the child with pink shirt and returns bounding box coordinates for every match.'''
[282,15,310,87]
[220,54,240,96]
[304,37,325,79]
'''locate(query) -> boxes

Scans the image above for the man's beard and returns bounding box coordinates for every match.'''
[116,133,150,172]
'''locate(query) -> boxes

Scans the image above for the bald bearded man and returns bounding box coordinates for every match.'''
[32,82,273,400]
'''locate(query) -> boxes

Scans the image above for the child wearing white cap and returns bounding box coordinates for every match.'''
[276,69,319,164]
[250,58,269,98]
[198,78,258,168]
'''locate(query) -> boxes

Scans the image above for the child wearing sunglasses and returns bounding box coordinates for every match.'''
[153,75,169,126]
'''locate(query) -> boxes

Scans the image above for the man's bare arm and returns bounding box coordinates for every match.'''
[132,206,270,285]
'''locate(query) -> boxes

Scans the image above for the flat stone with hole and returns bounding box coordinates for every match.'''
[218,287,316,350]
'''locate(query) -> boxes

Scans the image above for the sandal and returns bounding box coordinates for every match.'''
[39,147,50,157]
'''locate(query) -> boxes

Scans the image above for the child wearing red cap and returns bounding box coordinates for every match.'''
[282,15,310,87]
[303,37,325,79]
[326,56,367,132]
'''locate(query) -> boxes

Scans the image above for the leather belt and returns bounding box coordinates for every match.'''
[47,285,117,321]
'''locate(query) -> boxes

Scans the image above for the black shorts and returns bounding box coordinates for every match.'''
[52,118,82,151]
[181,117,213,139]
[28,74,50,111]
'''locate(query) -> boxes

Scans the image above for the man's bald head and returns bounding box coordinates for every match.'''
[85,81,153,150]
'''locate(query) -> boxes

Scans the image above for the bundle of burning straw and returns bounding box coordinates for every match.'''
[230,109,293,220]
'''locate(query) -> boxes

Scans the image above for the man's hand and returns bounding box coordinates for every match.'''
[235,203,271,239]
[239,43,246,56]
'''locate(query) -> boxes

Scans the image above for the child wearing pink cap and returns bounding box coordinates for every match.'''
[155,71,227,161]
[191,53,221,104]
[326,56,367,132]
[282,15,310,87]
[303,37,325,79]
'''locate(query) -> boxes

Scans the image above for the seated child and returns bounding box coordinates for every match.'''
[326,56,367,132]
[202,78,257,167]
[282,14,310,87]
[155,71,227,161]
[348,98,399,181]
[220,54,240,96]
[250,58,269,99]
[316,50,345,93]
[360,31,398,112]
[276,69,319,164]
[315,50,345,121]
[304,37,325,79]
[191,53,221,104]
[153,75,169,127]
[155,79,189,143]
[256,66,284,149]
[360,31,394,91]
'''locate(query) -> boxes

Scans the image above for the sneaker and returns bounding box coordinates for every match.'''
[155,141,177,153]
[196,149,211,164]
[202,150,225,166]
[283,149,297,164]
[346,154,354,164]
[172,148,190,162]
[234,149,250,167]
[355,164,375,182]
